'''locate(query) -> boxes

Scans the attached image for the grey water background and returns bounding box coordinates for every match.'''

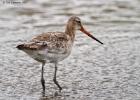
[0,0,140,100]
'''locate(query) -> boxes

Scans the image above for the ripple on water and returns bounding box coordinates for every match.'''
[1,0,140,100]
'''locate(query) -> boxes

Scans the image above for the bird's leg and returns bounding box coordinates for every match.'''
[41,62,45,97]
[53,62,62,92]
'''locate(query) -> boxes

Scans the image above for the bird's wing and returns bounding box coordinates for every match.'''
[31,32,68,43]
[17,41,48,50]
[17,32,69,52]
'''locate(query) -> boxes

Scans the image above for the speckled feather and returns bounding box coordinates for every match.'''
[17,32,73,62]
[17,16,103,63]
[19,32,68,49]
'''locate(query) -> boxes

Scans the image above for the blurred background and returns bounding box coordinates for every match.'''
[0,0,140,100]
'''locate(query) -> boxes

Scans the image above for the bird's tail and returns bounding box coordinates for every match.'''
[16,42,47,50]
[16,44,25,50]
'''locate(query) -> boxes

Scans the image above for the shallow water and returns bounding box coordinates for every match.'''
[0,0,140,100]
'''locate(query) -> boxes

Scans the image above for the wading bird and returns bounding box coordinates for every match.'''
[17,16,103,96]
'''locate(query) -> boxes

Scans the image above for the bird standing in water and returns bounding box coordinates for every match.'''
[17,16,103,96]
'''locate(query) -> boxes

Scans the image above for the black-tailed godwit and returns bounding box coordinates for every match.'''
[17,16,103,96]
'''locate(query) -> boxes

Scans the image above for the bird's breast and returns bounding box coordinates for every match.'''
[36,40,73,62]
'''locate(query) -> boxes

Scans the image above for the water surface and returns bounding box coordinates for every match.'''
[0,0,140,100]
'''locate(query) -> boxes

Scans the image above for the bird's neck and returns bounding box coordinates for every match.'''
[65,24,75,41]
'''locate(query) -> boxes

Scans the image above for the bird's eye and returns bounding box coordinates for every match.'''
[76,20,81,24]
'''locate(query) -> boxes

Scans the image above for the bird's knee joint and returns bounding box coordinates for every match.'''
[53,78,57,82]
[41,78,45,83]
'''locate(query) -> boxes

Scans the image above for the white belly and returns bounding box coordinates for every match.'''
[27,48,71,63]
[23,37,73,63]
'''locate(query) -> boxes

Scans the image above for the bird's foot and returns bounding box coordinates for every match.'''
[42,91,45,97]
[54,91,62,97]
[59,87,62,92]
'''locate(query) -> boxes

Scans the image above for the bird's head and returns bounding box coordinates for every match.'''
[67,16,103,44]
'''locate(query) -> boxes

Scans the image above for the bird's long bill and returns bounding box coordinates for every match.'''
[80,26,103,44]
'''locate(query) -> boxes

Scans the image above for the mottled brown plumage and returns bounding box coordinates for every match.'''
[17,32,69,51]
[16,16,103,97]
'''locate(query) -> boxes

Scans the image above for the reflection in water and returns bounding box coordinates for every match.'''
[39,92,67,100]
[40,96,62,100]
